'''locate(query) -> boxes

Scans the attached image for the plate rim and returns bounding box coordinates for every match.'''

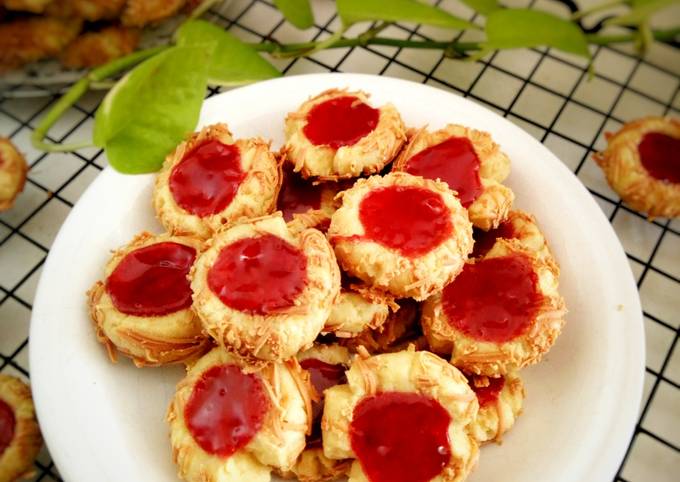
[29,72,645,482]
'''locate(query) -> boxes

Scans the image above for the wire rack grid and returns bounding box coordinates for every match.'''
[0,0,678,480]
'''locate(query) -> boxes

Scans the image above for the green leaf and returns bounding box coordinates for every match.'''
[177,20,280,86]
[94,45,212,174]
[607,0,679,26]
[337,0,476,30]
[458,0,501,15]
[274,0,315,29]
[484,9,591,58]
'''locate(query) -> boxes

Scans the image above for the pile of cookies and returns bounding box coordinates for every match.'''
[88,88,567,482]
[0,0,200,72]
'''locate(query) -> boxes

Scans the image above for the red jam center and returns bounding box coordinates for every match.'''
[359,186,453,257]
[300,358,347,447]
[638,132,680,184]
[169,139,245,217]
[277,170,322,222]
[106,242,196,317]
[350,392,451,482]
[303,96,380,149]
[443,254,541,343]
[184,364,269,457]
[405,137,483,207]
[471,222,516,258]
[467,376,506,408]
[207,234,307,315]
[0,399,15,457]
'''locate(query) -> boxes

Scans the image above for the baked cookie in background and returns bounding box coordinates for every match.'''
[392,124,514,231]
[191,214,341,361]
[59,25,140,69]
[154,123,280,239]
[0,139,28,212]
[88,232,210,367]
[471,210,556,267]
[322,278,393,339]
[423,238,566,377]
[168,347,309,482]
[278,344,353,482]
[0,375,43,482]
[329,172,473,300]
[465,372,524,444]
[283,89,406,180]
[278,166,341,235]
[322,349,479,482]
[340,299,422,355]
[0,17,83,73]
[593,116,680,219]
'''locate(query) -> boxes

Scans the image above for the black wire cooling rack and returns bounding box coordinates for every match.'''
[0,1,678,480]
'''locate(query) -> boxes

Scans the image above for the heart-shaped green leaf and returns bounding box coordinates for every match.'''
[607,0,678,26]
[177,20,280,86]
[274,0,315,29]
[459,0,501,15]
[94,45,213,174]
[337,0,476,30]
[484,8,591,58]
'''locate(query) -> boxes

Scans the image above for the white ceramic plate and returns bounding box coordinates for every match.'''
[30,73,644,482]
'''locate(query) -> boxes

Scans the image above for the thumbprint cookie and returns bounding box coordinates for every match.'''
[0,375,42,482]
[322,277,394,338]
[471,210,555,266]
[392,124,514,231]
[278,344,353,482]
[0,139,27,212]
[191,214,341,361]
[153,123,280,238]
[322,349,479,482]
[278,167,340,235]
[593,116,680,219]
[466,372,524,444]
[168,347,309,482]
[328,172,473,300]
[88,232,210,367]
[283,89,406,180]
[423,238,566,376]
[341,299,422,355]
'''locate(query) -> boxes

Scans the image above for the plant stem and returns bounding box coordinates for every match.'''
[585,26,679,45]
[571,0,626,20]
[31,46,168,153]
[274,26,349,58]
[253,37,482,55]
[28,21,680,154]
[251,26,679,56]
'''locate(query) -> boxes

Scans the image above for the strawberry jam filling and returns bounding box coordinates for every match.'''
[638,132,680,184]
[471,221,517,258]
[169,139,245,217]
[184,364,269,457]
[207,234,307,315]
[303,96,380,149]
[300,358,347,447]
[443,254,541,343]
[277,170,323,222]
[0,399,15,457]
[405,137,483,207]
[359,186,452,257]
[350,392,451,482]
[106,242,196,317]
[467,375,506,408]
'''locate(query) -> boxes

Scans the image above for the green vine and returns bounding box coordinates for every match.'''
[31,0,680,174]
